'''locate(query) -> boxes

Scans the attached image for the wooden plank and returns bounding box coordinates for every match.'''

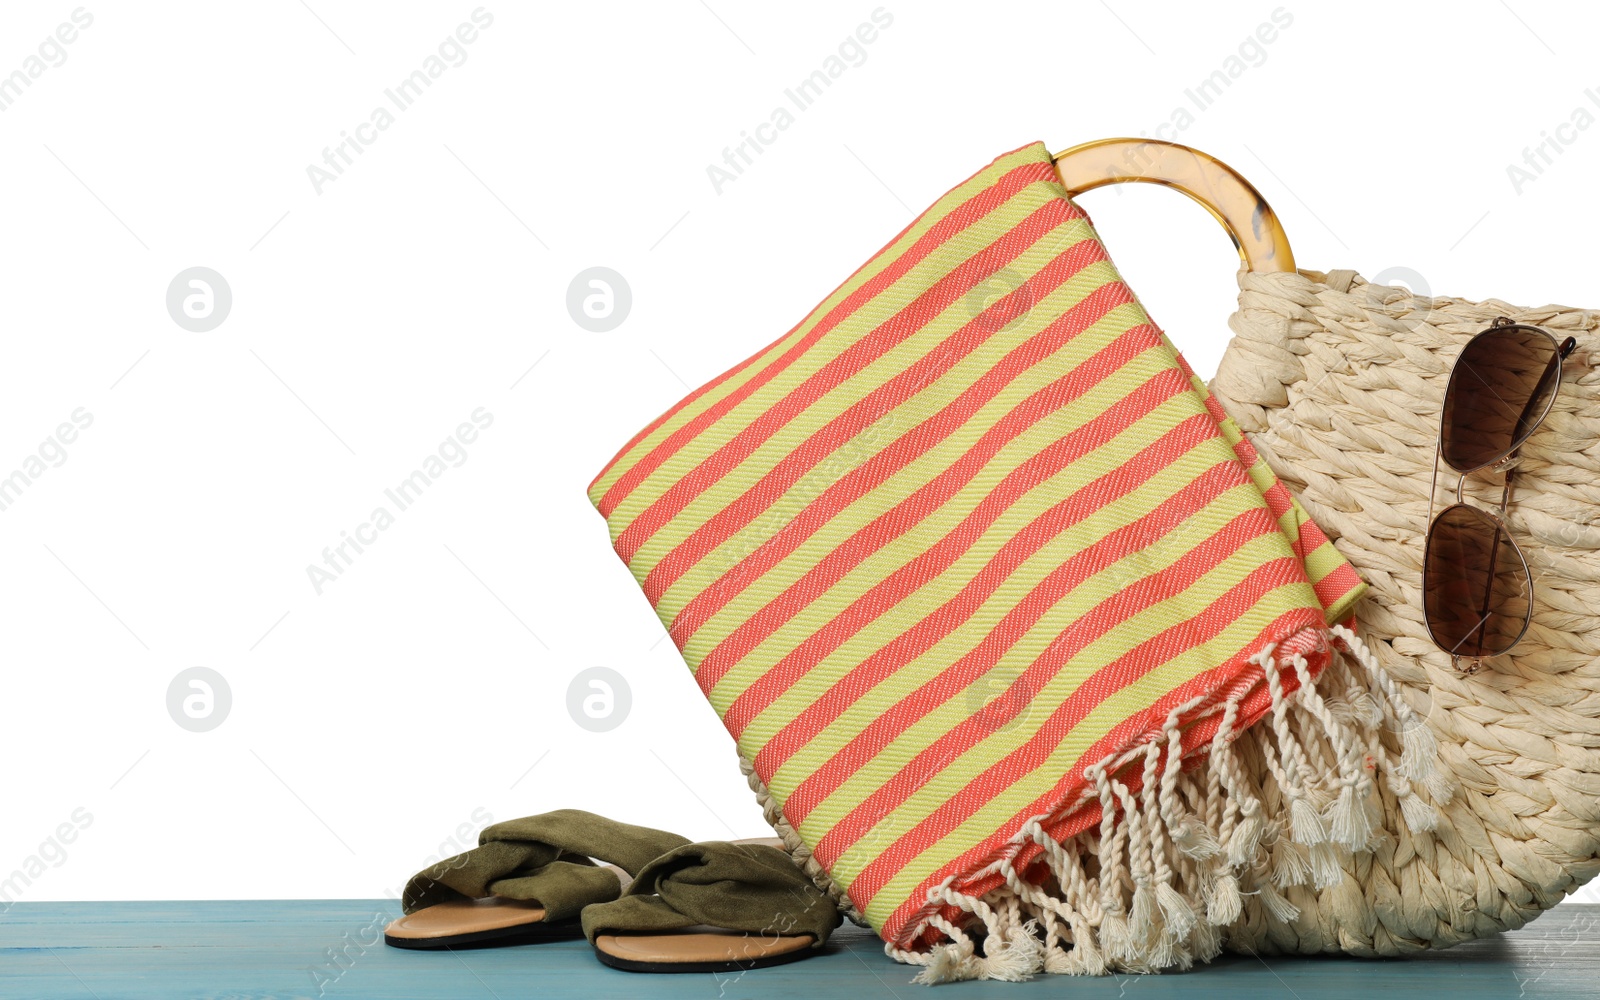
[0,900,1596,998]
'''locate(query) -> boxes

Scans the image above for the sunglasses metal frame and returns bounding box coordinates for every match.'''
[1423,317,1577,672]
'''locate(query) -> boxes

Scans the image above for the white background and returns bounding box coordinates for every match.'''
[2,0,1598,907]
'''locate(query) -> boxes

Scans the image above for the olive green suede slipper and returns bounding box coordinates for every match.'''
[582,840,841,973]
[384,809,690,950]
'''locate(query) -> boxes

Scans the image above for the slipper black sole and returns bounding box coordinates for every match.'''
[592,945,816,974]
[384,920,585,950]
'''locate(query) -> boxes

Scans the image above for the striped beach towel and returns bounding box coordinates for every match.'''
[590,142,1393,980]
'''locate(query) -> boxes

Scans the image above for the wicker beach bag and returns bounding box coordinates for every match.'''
[747,139,1600,967]
[1211,264,1600,956]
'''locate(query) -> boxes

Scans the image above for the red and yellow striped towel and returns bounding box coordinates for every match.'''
[591,142,1372,975]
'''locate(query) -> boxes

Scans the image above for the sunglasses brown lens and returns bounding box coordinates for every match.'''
[1440,326,1561,471]
[1424,503,1531,658]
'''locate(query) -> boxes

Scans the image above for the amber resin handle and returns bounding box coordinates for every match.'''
[1053,138,1295,273]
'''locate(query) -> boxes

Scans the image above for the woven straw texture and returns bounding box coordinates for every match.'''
[1205,267,1600,955]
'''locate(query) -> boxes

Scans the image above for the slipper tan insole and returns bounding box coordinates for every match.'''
[385,864,624,949]
[385,898,553,942]
[592,926,816,972]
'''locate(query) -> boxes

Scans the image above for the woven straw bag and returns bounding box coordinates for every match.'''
[736,139,1600,967]
[1210,265,1600,955]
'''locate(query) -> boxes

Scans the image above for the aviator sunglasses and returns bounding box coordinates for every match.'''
[1423,317,1578,672]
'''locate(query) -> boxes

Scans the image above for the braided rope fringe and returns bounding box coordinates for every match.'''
[739,626,1448,983]
[880,627,1449,982]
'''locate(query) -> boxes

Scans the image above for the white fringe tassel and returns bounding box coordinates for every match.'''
[886,626,1453,983]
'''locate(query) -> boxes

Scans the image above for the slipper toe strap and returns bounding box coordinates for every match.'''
[582,842,841,948]
[483,861,625,923]
[402,809,690,915]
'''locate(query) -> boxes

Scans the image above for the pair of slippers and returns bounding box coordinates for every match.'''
[382,809,841,973]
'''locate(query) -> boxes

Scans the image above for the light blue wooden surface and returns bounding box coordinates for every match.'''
[2,900,1597,998]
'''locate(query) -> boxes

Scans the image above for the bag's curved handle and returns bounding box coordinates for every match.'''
[1053,138,1295,273]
